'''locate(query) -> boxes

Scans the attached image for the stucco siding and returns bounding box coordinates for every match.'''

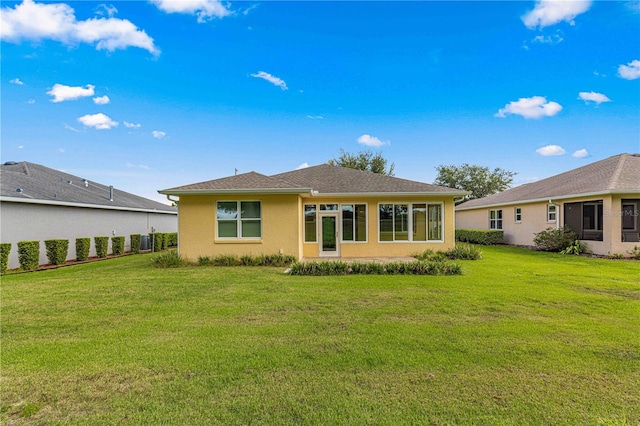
[0,202,177,269]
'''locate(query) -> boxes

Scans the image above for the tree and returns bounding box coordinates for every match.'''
[434,163,516,203]
[328,149,395,176]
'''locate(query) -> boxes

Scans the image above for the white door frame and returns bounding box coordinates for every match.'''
[318,211,340,257]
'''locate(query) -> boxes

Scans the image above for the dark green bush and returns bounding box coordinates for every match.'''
[288,260,462,276]
[166,232,178,247]
[212,254,241,266]
[533,226,578,252]
[560,239,589,255]
[455,229,504,245]
[150,233,165,252]
[44,239,69,265]
[111,236,125,255]
[161,233,169,250]
[94,236,109,258]
[0,243,11,273]
[198,256,213,266]
[255,253,297,267]
[130,234,141,254]
[17,240,40,271]
[75,238,90,261]
[445,243,483,260]
[152,250,186,268]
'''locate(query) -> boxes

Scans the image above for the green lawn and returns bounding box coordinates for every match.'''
[2,246,639,425]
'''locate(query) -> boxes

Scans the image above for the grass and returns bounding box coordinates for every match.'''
[2,246,639,425]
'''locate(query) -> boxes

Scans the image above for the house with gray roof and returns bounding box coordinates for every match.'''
[455,154,640,256]
[1,161,177,269]
[159,163,467,261]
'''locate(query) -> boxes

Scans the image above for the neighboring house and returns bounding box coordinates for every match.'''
[455,153,640,256]
[1,161,177,269]
[159,164,467,261]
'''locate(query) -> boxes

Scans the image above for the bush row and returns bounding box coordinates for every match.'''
[455,229,504,245]
[197,253,297,267]
[414,243,482,261]
[3,232,175,272]
[288,259,462,276]
[150,232,178,252]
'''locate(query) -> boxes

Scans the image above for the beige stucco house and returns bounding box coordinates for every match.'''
[159,164,467,261]
[455,154,640,256]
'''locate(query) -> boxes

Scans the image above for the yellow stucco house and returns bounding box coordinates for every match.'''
[456,154,640,256]
[159,164,467,261]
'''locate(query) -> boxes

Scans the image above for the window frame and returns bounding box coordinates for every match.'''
[378,202,444,243]
[547,204,557,223]
[303,204,317,243]
[216,200,262,240]
[341,203,368,243]
[489,209,503,230]
[622,203,637,231]
[515,207,522,223]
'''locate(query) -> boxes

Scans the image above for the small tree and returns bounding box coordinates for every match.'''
[44,239,69,265]
[111,236,125,255]
[17,240,40,271]
[76,238,90,261]
[328,149,395,176]
[434,163,516,203]
[94,236,109,258]
[533,226,578,252]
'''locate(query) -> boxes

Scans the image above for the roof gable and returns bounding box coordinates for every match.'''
[457,154,640,210]
[1,161,175,212]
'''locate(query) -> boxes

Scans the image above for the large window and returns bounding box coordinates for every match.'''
[490,209,502,230]
[217,201,261,239]
[342,204,367,242]
[304,204,317,242]
[583,203,603,231]
[379,203,442,242]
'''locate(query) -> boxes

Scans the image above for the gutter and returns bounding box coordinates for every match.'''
[158,188,314,196]
[455,189,640,211]
[0,196,177,215]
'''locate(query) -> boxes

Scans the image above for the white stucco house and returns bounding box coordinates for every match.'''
[0,161,177,269]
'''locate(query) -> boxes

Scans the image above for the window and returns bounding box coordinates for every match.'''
[304,204,317,242]
[547,204,557,222]
[320,204,338,211]
[379,203,442,242]
[622,204,637,230]
[217,201,261,239]
[342,204,367,242]
[490,209,502,230]
[583,203,603,231]
[515,207,522,223]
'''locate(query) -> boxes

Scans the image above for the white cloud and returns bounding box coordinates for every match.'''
[150,0,231,23]
[152,130,166,139]
[495,96,562,119]
[0,0,159,55]
[96,4,118,18]
[618,59,640,80]
[124,121,141,128]
[572,149,589,158]
[578,91,611,104]
[47,83,95,102]
[63,122,80,132]
[27,99,35,104]
[296,162,309,170]
[10,77,24,85]
[93,95,110,105]
[18,145,24,149]
[357,134,388,147]
[77,113,118,129]
[536,145,566,156]
[522,0,592,29]
[306,115,324,120]
[250,71,288,90]
[532,33,563,45]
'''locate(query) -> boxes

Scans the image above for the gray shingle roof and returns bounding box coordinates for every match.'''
[160,164,467,196]
[457,153,640,210]
[1,161,176,212]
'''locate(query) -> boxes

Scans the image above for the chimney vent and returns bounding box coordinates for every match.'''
[109,185,114,201]
[83,179,89,187]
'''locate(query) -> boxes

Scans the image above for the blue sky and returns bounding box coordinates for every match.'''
[2,0,639,204]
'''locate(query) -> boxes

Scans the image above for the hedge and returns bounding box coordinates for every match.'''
[0,243,11,273]
[455,229,504,245]
[94,236,109,258]
[17,240,40,271]
[288,260,462,276]
[44,239,69,265]
[130,234,141,254]
[166,232,178,248]
[76,238,90,261]
[111,236,125,256]
[150,233,165,252]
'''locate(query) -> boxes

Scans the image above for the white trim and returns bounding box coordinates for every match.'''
[0,196,176,215]
[547,204,557,223]
[489,209,503,230]
[216,200,262,240]
[340,202,368,243]
[318,211,340,257]
[307,191,467,199]
[514,206,522,223]
[377,201,445,243]
[303,203,318,243]
[160,188,313,195]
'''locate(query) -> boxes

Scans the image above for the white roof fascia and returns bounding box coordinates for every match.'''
[0,196,177,214]
[304,191,469,198]
[455,189,640,211]
[158,188,313,196]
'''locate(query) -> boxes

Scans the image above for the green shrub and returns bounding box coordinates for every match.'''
[455,229,504,245]
[445,243,483,260]
[161,233,169,250]
[627,246,640,260]
[111,236,125,256]
[75,238,90,261]
[240,254,258,266]
[130,234,141,254]
[288,260,462,276]
[212,254,241,266]
[197,256,213,266]
[255,253,297,267]
[150,233,165,252]
[44,239,69,265]
[166,232,178,247]
[560,239,589,255]
[0,243,11,273]
[17,240,40,271]
[413,249,448,262]
[152,250,186,268]
[94,236,109,258]
[533,226,578,252]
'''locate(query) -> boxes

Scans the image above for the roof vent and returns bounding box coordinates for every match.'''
[4,161,17,166]
[83,179,89,187]
[67,180,73,184]
[16,188,23,193]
